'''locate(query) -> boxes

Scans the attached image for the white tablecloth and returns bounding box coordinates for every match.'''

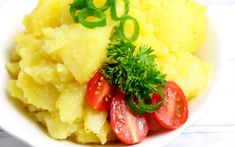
[1,0,235,147]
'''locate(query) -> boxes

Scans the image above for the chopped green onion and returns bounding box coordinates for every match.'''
[79,8,107,28]
[139,91,165,112]
[110,0,130,20]
[126,95,146,114]
[119,15,139,42]
[110,26,121,41]
[86,0,114,11]
[70,0,87,22]
[70,6,79,22]
[127,90,165,114]
[71,0,86,9]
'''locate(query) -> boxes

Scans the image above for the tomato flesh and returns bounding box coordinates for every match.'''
[86,70,114,111]
[110,91,149,145]
[146,113,163,132]
[152,81,188,130]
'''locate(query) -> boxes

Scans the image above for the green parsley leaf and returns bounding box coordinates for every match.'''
[102,39,167,114]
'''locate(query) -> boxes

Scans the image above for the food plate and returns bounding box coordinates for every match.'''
[0,0,220,146]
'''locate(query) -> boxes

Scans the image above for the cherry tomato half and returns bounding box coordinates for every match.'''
[146,113,163,132]
[152,81,188,130]
[86,70,114,111]
[110,91,149,145]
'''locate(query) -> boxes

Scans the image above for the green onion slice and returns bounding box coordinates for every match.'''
[86,0,114,11]
[110,0,129,20]
[79,8,107,28]
[126,95,146,114]
[110,26,121,41]
[119,15,139,42]
[70,0,87,22]
[139,91,165,112]
[126,90,165,114]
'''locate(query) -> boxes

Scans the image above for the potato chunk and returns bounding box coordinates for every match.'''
[75,121,111,144]
[8,80,26,103]
[23,0,73,36]
[17,72,58,111]
[43,24,112,84]
[84,106,107,134]
[14,33,42,58]
[36,112,78,139]
[76,126,100,144]
[158,50,210,99]
[130,0,208,53]
[56,83,86,123]
[6,62,20,78]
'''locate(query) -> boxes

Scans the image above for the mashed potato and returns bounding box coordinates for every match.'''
[7,0,210,144]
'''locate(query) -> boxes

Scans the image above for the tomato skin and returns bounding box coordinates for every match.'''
[146,113,163,132]
[86,70,114,111]
[110,91,149,145]
[152,81,188,130]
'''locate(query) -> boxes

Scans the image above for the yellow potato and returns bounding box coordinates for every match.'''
[24,0,73,37]
[17,72,58,111]
[84,106,107,135]
[56,83,86,123]
[130,0,208,53]
[158,50,210,99]
[56,64,74,82]
[14,32,42,58]
[75,121,111,144]
[6,62,20,78]
[43,24,112,84]
[24,60,59,84]
[27,104,41,113]
[75,125,100,144]
[10,50,21,62]
[36,112,78,139]
[8,80,26,103]
[97,121,111,144]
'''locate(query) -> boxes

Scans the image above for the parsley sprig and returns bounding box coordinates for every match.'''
[102,40,167,114]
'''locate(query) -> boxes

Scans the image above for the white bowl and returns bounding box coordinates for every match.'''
[0,0,221,147]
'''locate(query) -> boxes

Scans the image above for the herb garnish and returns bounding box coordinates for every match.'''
[70,0,167,114]
[102,40,166,114]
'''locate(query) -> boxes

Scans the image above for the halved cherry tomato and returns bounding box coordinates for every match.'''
[146,113,163,132]
[86,70,114,111]
[110,91,149,145]
[152,81,188,130]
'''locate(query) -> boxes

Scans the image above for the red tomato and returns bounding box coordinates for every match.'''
[86,70,114,111]
[152,81,188,130]
[110,91,149,145]
[146,113,163,132]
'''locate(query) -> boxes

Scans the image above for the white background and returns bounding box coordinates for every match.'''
[1,0,235,147]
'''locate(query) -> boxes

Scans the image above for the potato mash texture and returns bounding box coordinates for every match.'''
[7,0,210,144]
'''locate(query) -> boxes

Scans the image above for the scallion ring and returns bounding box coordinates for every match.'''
[126,95,146,114]
[110,26,121,41]
[119,15,139,42]
[70,0,87,22]
[71,0,86,9]
[79,8,107,28]
[86,0,114,11]
[139,92,165,112]
[110,0,129,20]
[126,89,165,114]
